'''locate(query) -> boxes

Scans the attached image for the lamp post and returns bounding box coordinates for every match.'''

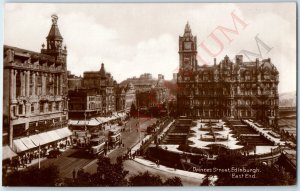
[38,142,40,169]
[84,111,87,131]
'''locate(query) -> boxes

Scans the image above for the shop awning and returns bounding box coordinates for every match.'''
[98,117,108,123]
[69,120,79,125]
[20,137,36,149]
[3,145,17,160]
[13,139,28,153]
[77,120,88,126]
[47,131,61,141]
[29,134,45,146]
[39,132,53,144]
[55,127,72,138]
[95,117,104,124]
[88,118,101,126]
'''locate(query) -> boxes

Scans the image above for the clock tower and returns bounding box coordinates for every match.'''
[179,22,198,74]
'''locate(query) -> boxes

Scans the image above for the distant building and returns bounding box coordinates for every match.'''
[136,80,168,109]
[68,72,82,91]
[172,73,177,82]
[115,86,126,113]
[121,74,168,110]
[124,83,136,112]
[3,15,69,153]
[68,89,102,119]
[115,83,136,113]
[82,63,116,116]
[177,23,279,126]
[120,73,157,91]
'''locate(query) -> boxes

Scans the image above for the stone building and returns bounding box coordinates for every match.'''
[3,15,69,150]
[82,63,116,116]
[115,86,126,113]
[120,73,157,92]
[115,83,136,113]
[124,83,136,112]
[68,89,102,119]
[120,73,168,110]
[68,71,82,91]
[177,23,279,126]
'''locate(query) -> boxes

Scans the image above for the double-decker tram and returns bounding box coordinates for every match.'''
[108,127,121,148]
[89,136,106,156]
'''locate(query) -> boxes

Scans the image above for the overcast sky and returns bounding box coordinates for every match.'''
[4,3,296,93]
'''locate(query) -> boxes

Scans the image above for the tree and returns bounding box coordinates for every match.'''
[129,171,163,186]
[3,164,59,186]
[91,156,128,186]
[163,176,183,186]
[128,171,183,186]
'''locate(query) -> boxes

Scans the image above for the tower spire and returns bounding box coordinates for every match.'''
[184,21,192,37]
[100,63,106,77]
[185,22,191,32]
[41,14,67,59]
[46,14,63,50]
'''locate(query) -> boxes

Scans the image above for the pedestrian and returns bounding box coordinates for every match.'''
[72,168,76,181]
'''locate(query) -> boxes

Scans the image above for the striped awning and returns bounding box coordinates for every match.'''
[88,118,101,126]
[39,132,53,144]
[55,127,72,139]
[3,145,17,160]
[68,120,79,125]
[47,131,61,141]
[20,137,36,149]
[29,134,45,146]
[13,139,28,153]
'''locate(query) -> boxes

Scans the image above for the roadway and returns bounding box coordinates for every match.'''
[39,117,157,178]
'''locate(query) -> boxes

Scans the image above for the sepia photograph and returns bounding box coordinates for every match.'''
[2,2,297,187]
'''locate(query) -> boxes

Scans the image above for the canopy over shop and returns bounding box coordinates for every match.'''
[12,127,72,153]
[69,112,127,130]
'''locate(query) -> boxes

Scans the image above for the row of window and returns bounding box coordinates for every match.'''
[14,102,61,116]
[180,99,278,106]
[179,89,277,96]
[15,71,62,97]
[88,96,101,101]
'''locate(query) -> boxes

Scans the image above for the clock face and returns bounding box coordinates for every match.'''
[184,42,192,50]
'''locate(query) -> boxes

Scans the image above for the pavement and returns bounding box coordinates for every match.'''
[123,159,204,186]
[134,157,205,179]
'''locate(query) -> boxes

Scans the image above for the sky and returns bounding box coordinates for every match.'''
[4,3,296,93]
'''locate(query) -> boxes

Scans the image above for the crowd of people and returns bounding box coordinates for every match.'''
[3,138,71,174]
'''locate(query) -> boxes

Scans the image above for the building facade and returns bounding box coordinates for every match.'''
[3,15,68,148]
[124,83,136,112]
[121,74,168,110]
[82,63,116,116]
[68,89,102,119]
[177,23,279,126]
[68,72,82,91]
[115,86,126,113]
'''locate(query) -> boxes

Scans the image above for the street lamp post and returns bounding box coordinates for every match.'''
[84,112,87,131]
[38,143,41,169]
